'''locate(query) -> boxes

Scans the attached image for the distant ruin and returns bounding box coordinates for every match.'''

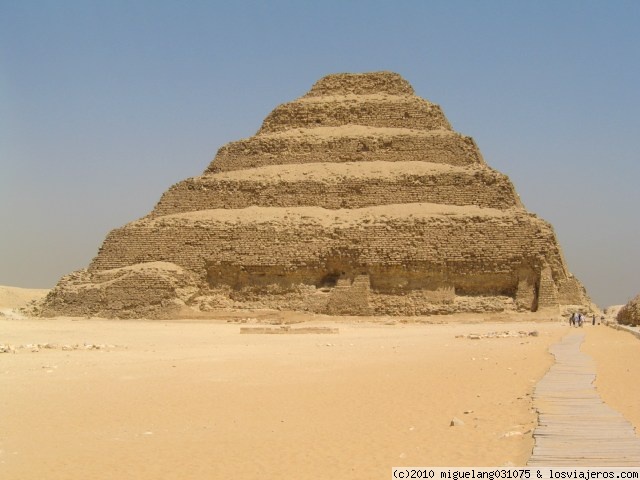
[617,294,640,326]
[41,72,591,318]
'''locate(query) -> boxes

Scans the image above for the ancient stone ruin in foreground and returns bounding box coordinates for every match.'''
[41,72,591,318]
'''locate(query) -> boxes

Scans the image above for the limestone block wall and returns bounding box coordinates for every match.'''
[556,276,589,305]
[41,262,199,318]
[258,97,451,134]
[151,167,521,216]
[88,206,572,303]
[368,291,515,316]
[325,274,372,315]
[207,130,482,173]
[304,72,415,97]
[515,273,537,311]
[536,265,560,309]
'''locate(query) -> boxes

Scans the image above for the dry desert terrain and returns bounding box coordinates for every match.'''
[1,286,639,479]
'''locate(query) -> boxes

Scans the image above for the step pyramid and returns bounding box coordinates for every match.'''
[41,72,591,318]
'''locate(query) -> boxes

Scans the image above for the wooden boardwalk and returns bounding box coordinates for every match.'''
[528,329,640,466]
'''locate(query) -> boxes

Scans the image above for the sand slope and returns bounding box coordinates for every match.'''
[0,285,49,309]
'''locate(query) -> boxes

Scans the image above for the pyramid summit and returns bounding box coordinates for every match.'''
[41,71,591,318]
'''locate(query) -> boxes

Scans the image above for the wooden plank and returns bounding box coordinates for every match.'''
[527,330,640,466]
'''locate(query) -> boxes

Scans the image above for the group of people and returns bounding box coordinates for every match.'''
[570,312,585,327]
[569,312,600,327]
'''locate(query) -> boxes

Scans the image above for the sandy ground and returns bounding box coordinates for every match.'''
[583,324,640,430]
[1,288,638,479]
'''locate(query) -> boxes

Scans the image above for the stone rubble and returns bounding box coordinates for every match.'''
[458,330,540,340]
[617,293,640,326]
[0,343,121,353]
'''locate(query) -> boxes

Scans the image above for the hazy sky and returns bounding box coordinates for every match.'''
[1,1,638,308]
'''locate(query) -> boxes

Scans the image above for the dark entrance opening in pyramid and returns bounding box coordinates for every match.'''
[319,272,343,289]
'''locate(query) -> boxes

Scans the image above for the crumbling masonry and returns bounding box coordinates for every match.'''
[41,72,591,318]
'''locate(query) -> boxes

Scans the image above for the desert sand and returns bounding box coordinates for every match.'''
[0,285,49,310]
[1,288,639,479]
[583,324,640,430]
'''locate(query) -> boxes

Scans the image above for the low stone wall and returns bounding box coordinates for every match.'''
[325,275,372,315]
[40,262,198,319]
[606,322,640,339]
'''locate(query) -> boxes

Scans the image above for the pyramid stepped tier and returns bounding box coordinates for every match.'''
[152,162,521,216]
[302,71,416,97]
[93,204,557,280]
[257,95,451,134]
[85,204,584,315]
[207,127,483,173]
[257,72,449,134]
[40,71,593,318]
